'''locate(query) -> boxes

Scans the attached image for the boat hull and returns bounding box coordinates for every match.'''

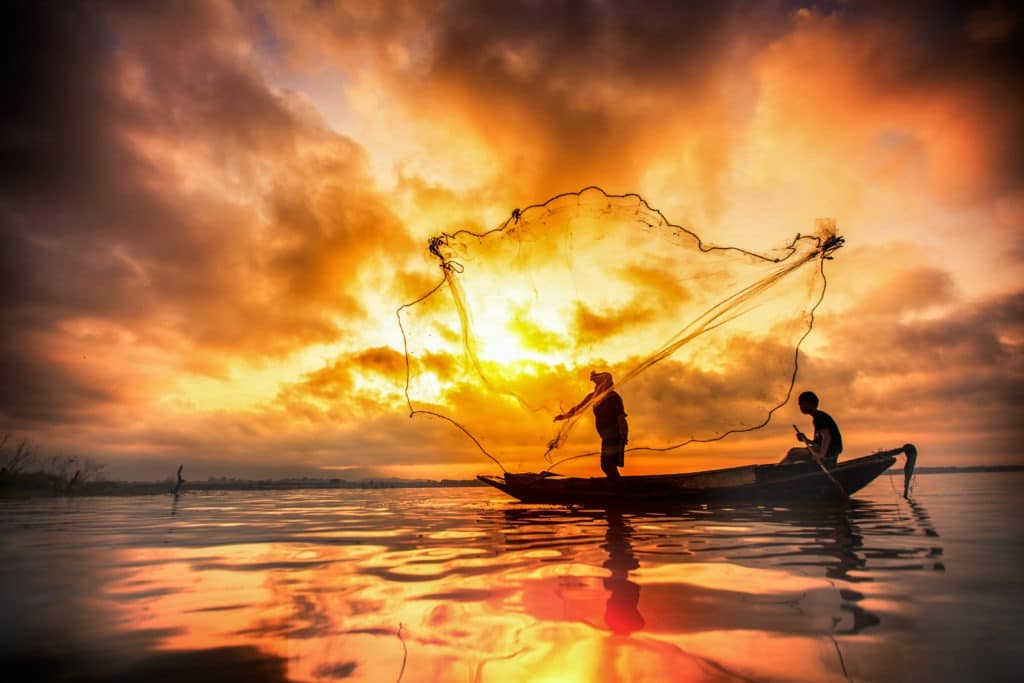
[478,446,916,507]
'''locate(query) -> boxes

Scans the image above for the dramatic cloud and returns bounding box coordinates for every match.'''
[258,0,796,220]
[791,283,1024,463]
[1,1,412,431]
[2,1,1022,477]
[850,266,958,316]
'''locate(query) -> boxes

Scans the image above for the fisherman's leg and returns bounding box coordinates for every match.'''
[601,457,621,479]
[601,439,623,480]
[779,447,812,464]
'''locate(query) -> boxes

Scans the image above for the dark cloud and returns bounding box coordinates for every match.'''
[0,1,412,425]
[0,338,120,425]
[836,288,1022,376]
[851,266,958,316]
[822,1,1024,92]
[620,335,813,443]
[264,0,1024,219]
[353,346,408,374]
[260,0,790,212]
[795,286,1024,454]
[776,0,1024,204]
[420,0,777,202]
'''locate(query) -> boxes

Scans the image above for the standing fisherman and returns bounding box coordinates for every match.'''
[554,371,629,479]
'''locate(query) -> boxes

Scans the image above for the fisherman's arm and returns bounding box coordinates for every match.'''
[617,414,629,444]
[554,392,594,421]
[811,431,830,462]
[794,425,809,443]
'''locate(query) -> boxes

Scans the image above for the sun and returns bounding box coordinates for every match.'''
[469,292,570,366]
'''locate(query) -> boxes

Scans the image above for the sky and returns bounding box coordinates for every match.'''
[2,0,1022,481]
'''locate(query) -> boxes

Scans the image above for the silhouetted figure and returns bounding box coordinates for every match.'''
[554,371,628,479]
[602,510,644,635]
[65,469,80,495]
[173,465,184,495]
[780,391,843,467]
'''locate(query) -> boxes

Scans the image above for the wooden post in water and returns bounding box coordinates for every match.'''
[65,469,80,495]
[173,465,184,495]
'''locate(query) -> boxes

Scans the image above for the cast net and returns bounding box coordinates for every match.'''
[398,187,843,473]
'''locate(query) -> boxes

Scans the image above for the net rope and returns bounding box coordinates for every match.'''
[397,187,843,474]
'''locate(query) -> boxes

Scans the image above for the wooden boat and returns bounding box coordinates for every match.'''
[478,444,917,507]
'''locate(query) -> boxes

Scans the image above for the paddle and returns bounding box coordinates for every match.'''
[814,456,848,501]
[793,424,848,501]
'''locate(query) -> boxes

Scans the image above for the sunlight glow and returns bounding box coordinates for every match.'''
[470,288,570,365]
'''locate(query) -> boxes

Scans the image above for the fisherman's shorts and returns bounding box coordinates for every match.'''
[601,438,625,468]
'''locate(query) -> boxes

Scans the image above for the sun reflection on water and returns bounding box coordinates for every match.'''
[0,483,958,682]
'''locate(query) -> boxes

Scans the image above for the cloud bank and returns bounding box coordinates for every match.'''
[2,0,1021,478]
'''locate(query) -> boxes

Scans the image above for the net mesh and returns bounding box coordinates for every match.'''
[398,187,843,473]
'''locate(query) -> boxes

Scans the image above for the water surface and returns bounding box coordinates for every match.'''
[1,472,1020,682]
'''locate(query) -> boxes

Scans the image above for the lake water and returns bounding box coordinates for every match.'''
[0,471,1021,682]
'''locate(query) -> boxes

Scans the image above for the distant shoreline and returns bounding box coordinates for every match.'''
[894,465,1024,474]
[0,474,489,498]
[2,465,1021,498]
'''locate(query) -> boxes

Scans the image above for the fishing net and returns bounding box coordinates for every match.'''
[398,187,843,473]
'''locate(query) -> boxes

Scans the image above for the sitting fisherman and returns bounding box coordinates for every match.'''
[554,371,629,479]
[779,391,843,467]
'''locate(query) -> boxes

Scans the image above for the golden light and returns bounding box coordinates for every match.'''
[470,291,569,365]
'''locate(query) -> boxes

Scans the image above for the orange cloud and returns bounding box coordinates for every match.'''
[4,1,1023,478]
[1,2,417,429]
[572,300,659,345]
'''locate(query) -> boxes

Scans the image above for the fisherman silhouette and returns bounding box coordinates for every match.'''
[554,371,629,479]
[779,391,843,467]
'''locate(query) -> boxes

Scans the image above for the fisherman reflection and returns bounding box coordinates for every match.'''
[813,499,938,632]
[602,510,644,635]
[819,505,865,584]
[818,504,881,634]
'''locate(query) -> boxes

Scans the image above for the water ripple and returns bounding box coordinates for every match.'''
[1,474,1018,682]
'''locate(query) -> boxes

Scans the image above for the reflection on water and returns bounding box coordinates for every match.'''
[496,500,950,683]
[0,473,1017,682]
[602,511,643,636]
